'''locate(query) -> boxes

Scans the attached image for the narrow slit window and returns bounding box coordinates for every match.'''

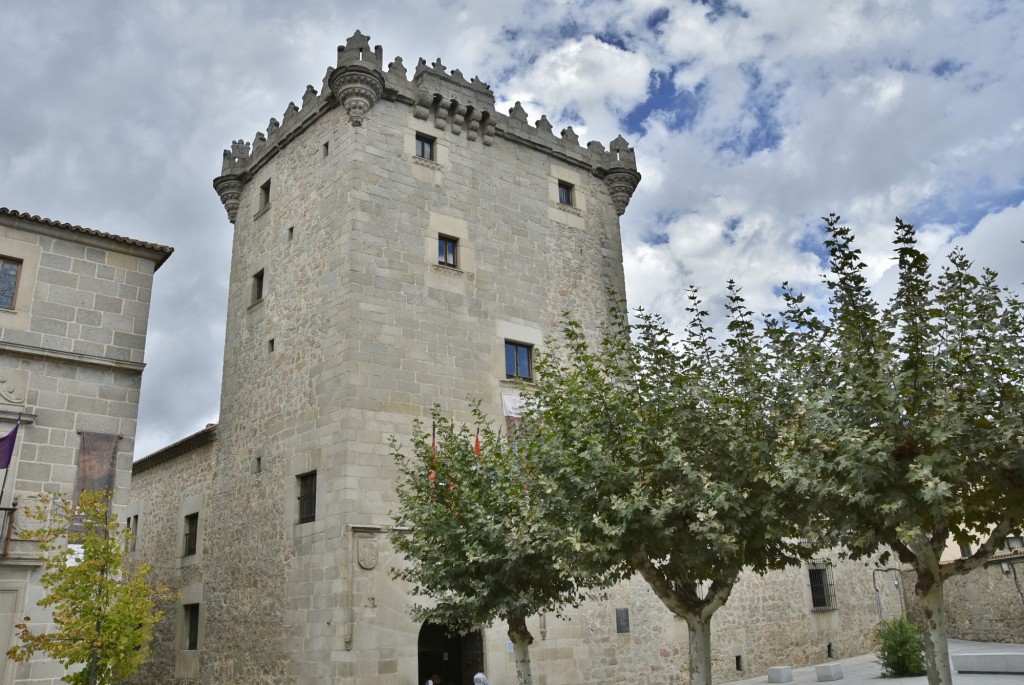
[297,471,317,524]
[252,270,265,304]
[183,604,200,650]
[183,513,199,557]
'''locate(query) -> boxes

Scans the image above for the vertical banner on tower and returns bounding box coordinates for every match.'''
[72,431,120,513]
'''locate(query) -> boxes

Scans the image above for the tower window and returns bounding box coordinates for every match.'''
[183,603,200,650]
[415,134,436,161]
[438,235,458,268]
[259,179,272,209]
[183,513,199,557]
[297,471,317,524]
[0,257,23,310]
[252,269,265,304]
[322,142,330,157]
[505,341,533,381]
[615,608,630,634]
[557,180,574,206]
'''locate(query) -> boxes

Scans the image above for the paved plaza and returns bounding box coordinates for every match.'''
[731,640,1024,685]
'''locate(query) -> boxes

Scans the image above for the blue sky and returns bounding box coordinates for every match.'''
[2,0,1022,456]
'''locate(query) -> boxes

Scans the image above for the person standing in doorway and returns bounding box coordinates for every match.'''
[473,672,489,685]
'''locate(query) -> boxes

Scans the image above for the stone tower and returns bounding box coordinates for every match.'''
[131,30,639,685]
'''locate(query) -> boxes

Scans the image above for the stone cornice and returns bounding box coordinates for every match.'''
[0,340,145,373]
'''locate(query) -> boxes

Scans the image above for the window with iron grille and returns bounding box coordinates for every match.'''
[298,471,317,524]
[438,235,458,268]
[183,603,200,650]
[183,513,198,556]
[1005,536,1023,551]
[808,561,837,611]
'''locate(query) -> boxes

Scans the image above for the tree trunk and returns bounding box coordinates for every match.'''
[507,613,534,685]
[916,569,953,685]
[685,613,714,685]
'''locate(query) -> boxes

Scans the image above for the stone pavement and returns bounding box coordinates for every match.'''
[730,640,1024,685]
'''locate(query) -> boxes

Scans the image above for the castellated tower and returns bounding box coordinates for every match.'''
[130,31,639,685]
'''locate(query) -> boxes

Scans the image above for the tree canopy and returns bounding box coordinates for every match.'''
[771,215,1024,685]
[522,286,811,685]
[390,408,594,685]
[6,489,169,685]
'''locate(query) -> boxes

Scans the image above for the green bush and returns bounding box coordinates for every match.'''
[876,617,926,677]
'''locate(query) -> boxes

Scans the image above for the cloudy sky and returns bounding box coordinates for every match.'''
[3,0,1022,457]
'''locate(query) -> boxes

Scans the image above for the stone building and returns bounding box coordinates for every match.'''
[0,207,171,685]
[127,31,912,685]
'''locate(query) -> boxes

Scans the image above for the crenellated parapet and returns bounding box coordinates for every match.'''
[213,30,641,222]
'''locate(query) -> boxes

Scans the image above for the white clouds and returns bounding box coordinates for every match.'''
[2,0,1022,454]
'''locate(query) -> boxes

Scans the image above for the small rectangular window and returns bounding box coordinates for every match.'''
[438,235,458,268]
[259,179,272,209]
[183,603,200,651]
[322,142,330,157]
[268,338,275,353]
[808,561,837,611]
[183,513,198,557]
[298,471,317,524]
[252,269,265,304]
[415,134,436,161]
[615,607,630,634]
[128,514,139,552]
[0,257,23,310]
[505,341,533,381]
[557,181,574,206]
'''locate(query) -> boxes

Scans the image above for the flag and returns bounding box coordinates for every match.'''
[0,422,18,470]
[474,428,481,456]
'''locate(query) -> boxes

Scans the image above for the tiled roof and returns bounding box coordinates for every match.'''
[0,207,174,269]
[133,423,218,473]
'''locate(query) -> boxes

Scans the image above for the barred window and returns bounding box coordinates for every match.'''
[298,471,317,524]
[183,513,199,557]
[183,603,200,650]
[808,561,837,611]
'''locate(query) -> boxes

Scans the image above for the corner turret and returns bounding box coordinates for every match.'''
[328,30,386,126]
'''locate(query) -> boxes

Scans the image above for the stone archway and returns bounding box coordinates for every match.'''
[417,621,484,685]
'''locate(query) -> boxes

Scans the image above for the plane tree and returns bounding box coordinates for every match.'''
[390,408,599,685]
[523,287,812,685]
[769,215,1024,685]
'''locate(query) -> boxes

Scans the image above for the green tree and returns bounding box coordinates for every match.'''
[524,288,810,685]
[6,489,169,685]
[772,215,1024,685]
[390,408,595,685]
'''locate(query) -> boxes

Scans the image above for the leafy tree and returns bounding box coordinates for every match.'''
[772,215,1024,685]
[6,489,169,685]
[390,408,595,685]
[523,288,810,685]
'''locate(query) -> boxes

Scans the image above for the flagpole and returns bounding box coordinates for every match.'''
[0,413,22,505]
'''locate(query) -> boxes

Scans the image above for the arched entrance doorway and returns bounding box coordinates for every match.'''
[417,621,484,685]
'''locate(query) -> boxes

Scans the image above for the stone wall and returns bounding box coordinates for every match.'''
[902,559,1024,645]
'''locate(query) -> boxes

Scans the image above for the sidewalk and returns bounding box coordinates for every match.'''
[730,640,1024,685]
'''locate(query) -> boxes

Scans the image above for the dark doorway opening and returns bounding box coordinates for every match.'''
[417,621,484,685]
